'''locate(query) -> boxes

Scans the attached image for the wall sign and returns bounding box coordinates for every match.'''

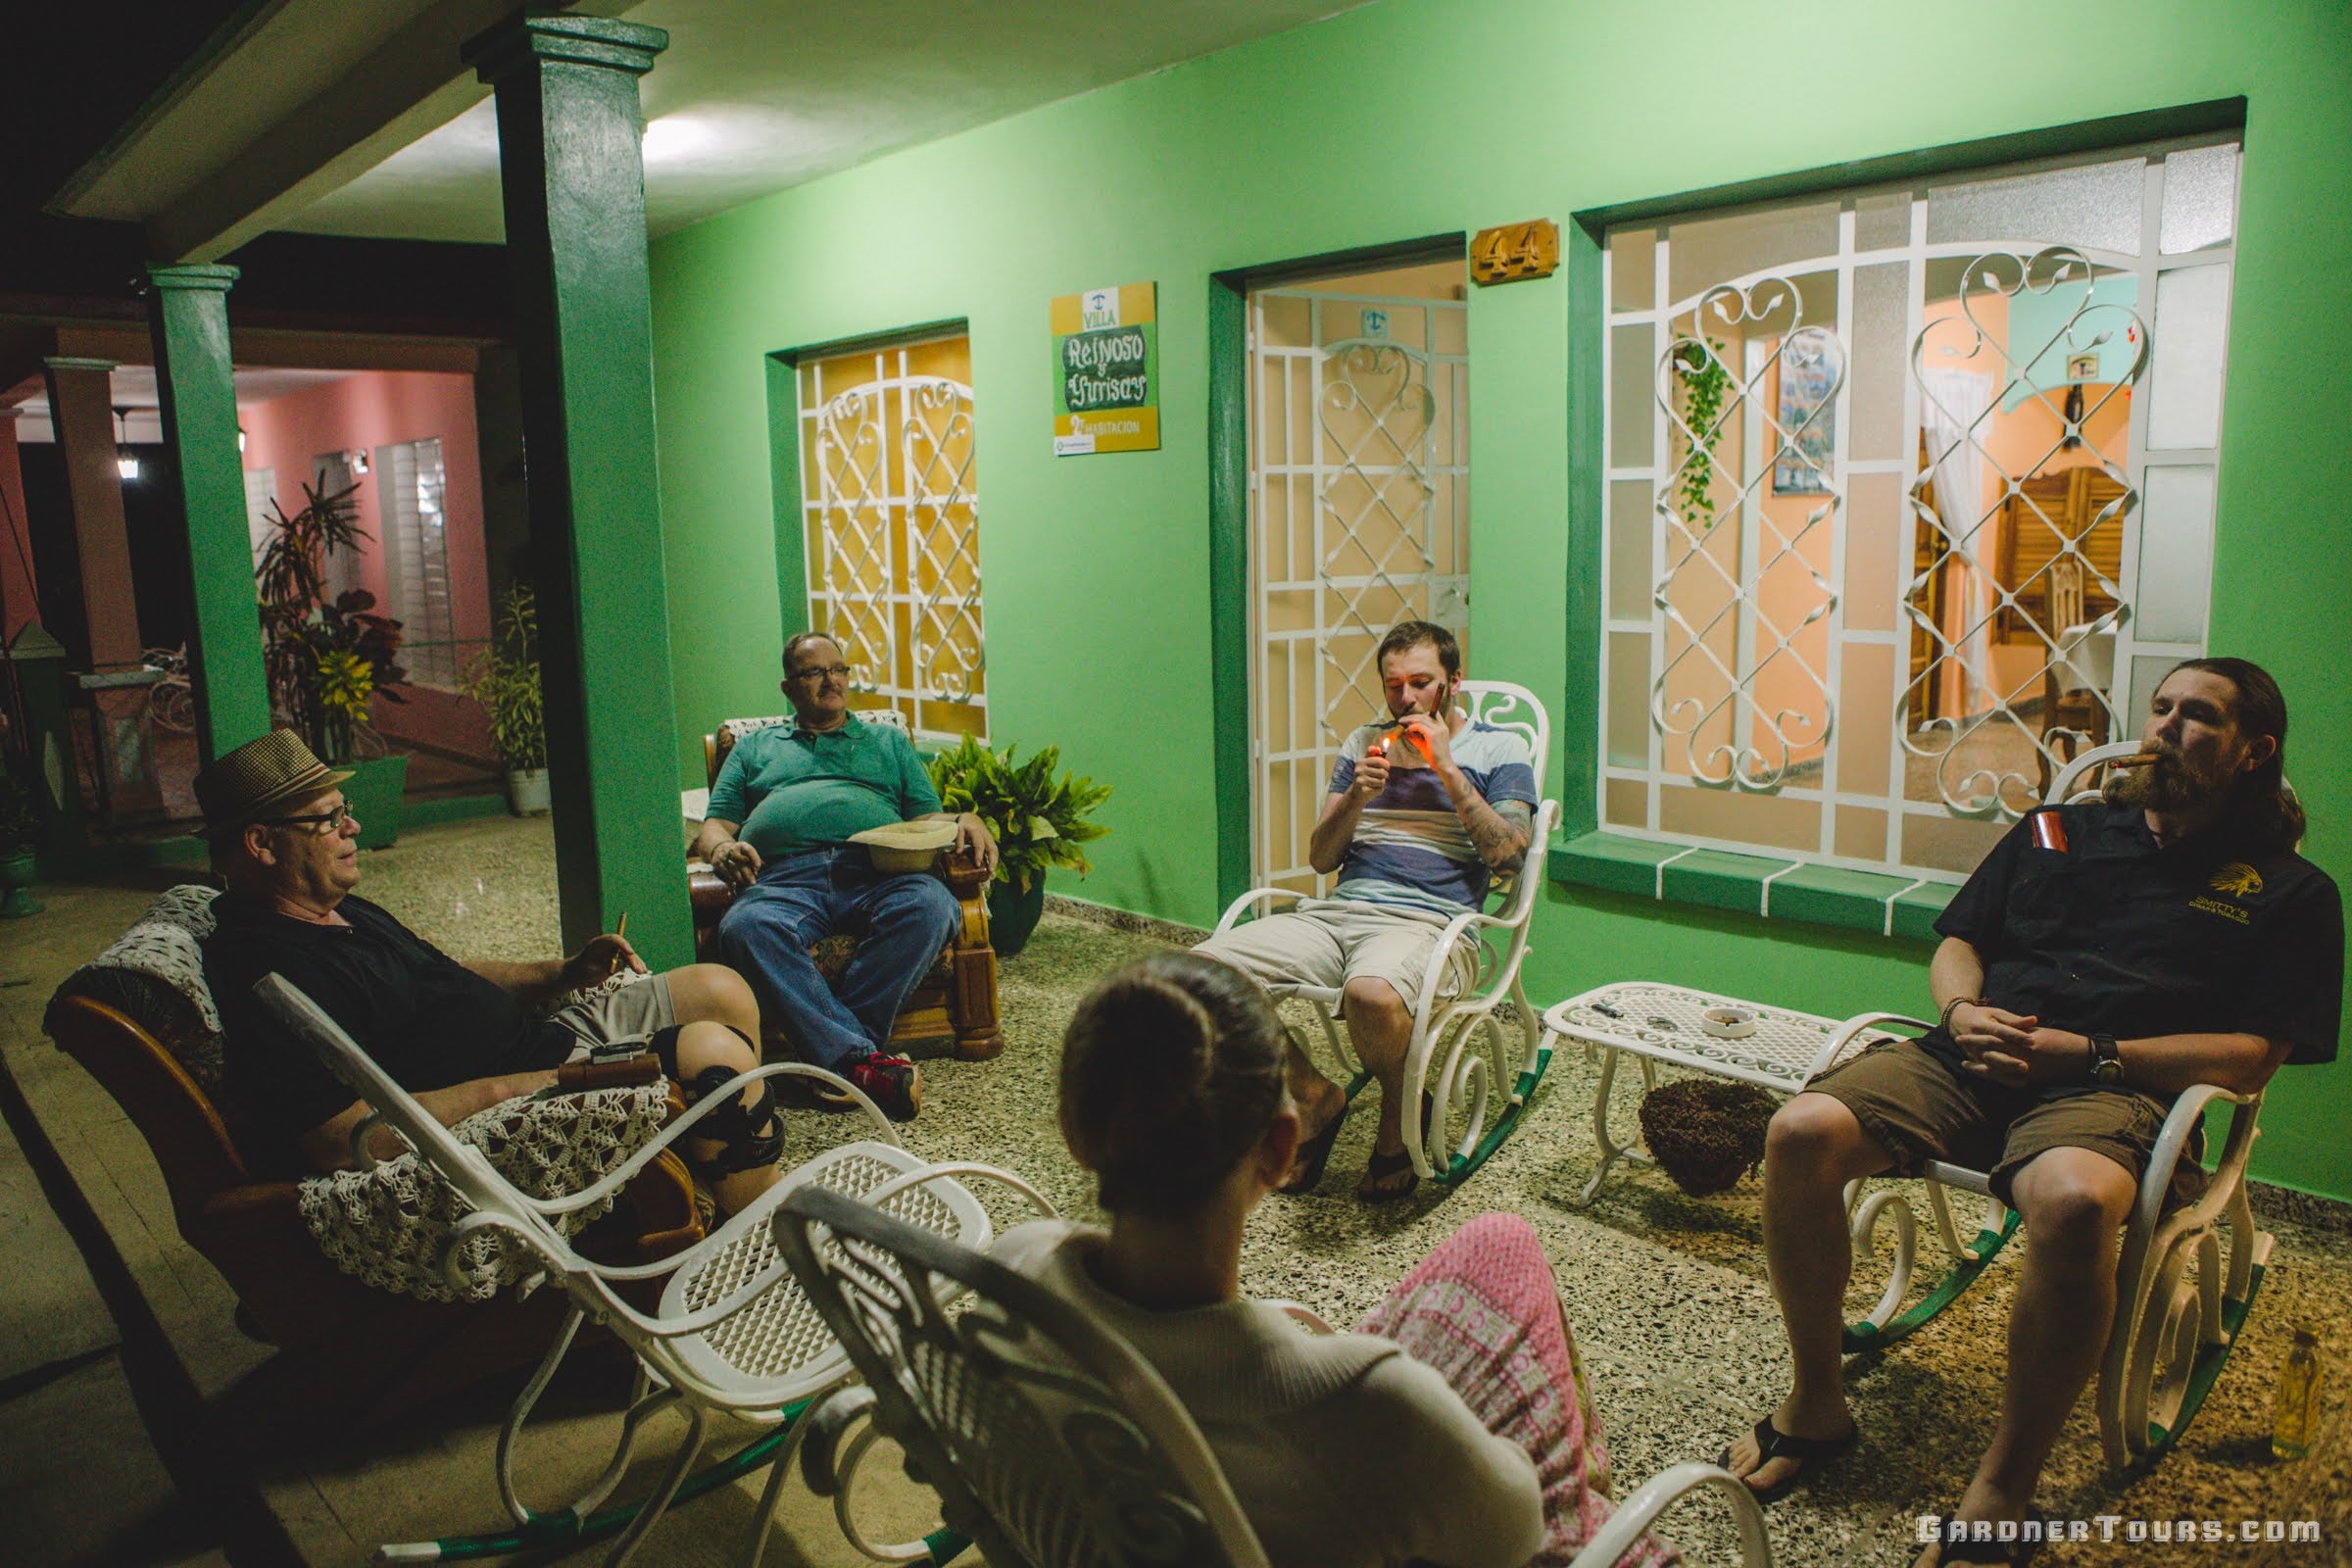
[1053,282,1160,455]
[1470,220,1559,286]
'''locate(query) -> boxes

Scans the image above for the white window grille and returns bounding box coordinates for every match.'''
[243,466,276,565]
[798,334,985,741]
[1599,139,2239,879]
[1248,270,1469,894]
[377,437,456,688]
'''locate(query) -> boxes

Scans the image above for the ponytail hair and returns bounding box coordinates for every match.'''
[1059,953,1289,1218]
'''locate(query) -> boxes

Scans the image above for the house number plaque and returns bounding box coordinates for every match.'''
[1470,220,1559,286]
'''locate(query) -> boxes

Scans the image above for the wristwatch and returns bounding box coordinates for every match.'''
[2087,1033,2124,1086]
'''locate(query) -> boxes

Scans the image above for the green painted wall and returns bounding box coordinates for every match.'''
[648,0,2352,1195]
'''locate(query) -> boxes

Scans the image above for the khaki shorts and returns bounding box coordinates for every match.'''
[547,972,677,1060]
[1806,1039,2178,1207]
[1195,900,1476,1016]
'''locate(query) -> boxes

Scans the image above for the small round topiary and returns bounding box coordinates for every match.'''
[1637,1077,1779,1197]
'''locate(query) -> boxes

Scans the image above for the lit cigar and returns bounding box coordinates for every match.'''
[2104,753,2160,769]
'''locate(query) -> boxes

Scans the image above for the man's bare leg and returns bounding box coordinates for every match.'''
[1724,1092,1892,1494]
[1341,975,1416,1194]
[667,1016,784,1215]
[1913,1147,2136,1565]
[661,962,761,1039]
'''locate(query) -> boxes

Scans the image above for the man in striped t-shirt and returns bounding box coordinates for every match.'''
[1198,621,1539,1200]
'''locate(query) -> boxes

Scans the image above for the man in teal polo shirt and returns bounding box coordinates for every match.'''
[693,632,998,1120]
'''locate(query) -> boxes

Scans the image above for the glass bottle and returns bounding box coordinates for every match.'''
[2272,1327,2324,1460]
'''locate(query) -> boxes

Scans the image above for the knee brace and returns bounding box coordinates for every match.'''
[653,1025,779,1177]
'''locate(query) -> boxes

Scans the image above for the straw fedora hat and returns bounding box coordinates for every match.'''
[850,818,956,873]
[193,729,355,837]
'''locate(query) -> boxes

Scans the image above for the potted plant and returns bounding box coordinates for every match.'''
[461,585,550,814]
[0,760,41,918]
[925,736,1110,957]
[256,480,410,846]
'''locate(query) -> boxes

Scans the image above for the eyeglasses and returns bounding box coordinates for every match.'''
[263,804,352,836]
[789,664,852,683]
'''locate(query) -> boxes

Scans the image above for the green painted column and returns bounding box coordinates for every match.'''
[145,264,271,762]
[465,14,691,965]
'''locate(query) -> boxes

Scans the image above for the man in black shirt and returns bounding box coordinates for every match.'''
[1722,660,2342,1561]
[197,730,787,1215]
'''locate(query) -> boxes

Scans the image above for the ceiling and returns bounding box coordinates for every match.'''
[12,368,353,444]
[278,0,1374,245]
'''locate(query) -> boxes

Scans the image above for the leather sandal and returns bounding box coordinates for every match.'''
[1278,1097,1350,1195]
[1719,1414,1854,1504]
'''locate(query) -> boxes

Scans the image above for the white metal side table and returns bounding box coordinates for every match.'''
[1542,981,1897,1204]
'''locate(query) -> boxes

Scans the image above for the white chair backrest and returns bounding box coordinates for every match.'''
[2047,738,2147,805]
[255,974,564,1251]
[775,1187,1273,1568]
[720,708,908,749]
[1458,679,1549,799]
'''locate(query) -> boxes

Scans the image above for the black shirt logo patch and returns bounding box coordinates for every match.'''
[2209,862,2264,898]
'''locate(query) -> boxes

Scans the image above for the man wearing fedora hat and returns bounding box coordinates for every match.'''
[689,631,1001,1122]
[198,730,792,1214]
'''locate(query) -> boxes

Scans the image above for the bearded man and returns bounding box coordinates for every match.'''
[1719,658,2342,1565]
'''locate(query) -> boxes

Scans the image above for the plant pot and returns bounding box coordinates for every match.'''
[507,766,552,816]
[337,755,408,849]
[986,872,1047,959]
[0,851,41,918]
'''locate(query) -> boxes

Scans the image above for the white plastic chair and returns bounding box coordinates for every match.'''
[254,973,1054,1566]
[1209,680,1559,1183]
[1833,739,2275,1468]
[774,1185,1773,1568]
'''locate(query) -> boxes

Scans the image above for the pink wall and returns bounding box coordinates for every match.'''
[237,370,490,660]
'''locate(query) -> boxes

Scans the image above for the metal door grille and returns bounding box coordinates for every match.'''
[799,337,986,740]
[1248,286,1468,893]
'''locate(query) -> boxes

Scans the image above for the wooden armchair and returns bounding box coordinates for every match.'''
[43,887,703,1430]
[686,711,1003,1061]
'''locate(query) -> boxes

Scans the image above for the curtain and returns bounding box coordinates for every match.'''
[1919,368,1996,716]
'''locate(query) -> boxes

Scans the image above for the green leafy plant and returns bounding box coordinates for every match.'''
[0,760,39,858]
[1672,334,1731,531]
[255,479,407,760]
[460,585,547,771]
[925,736,1111,895]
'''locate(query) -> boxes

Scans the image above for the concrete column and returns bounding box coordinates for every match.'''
[144,265,271,762]
[39,358,140,669]
[465,14,691,965]
[0,411,34,644]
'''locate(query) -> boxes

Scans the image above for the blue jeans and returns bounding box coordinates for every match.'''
[714,846,960,1069]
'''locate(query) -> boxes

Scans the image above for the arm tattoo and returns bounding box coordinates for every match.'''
[1459,796,1533,874]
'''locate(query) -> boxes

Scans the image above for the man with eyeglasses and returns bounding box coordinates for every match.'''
[690,632,999,1121]
[198,730,792,1215]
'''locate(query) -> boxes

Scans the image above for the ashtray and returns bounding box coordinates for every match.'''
[1699,1005,1757,1040]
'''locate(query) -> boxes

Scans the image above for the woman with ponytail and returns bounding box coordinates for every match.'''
[992,952,1677,1568]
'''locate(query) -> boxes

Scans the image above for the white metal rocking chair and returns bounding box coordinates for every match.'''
[773,1185,1775,1568]
[1830,739,2276,1469]
[255,973,1055,1566]
[1210,679,1559,1184]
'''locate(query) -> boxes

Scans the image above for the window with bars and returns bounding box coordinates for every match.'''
[1598,138,2240,881]
[796,332,986,741]
[377,437,456,688]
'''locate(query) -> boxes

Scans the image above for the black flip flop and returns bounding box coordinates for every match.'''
[1920,1516,2039,1566]
[1355,1146,1419,1201]
[1278,1097,1350,1195]
[1718,1415,1855,1504]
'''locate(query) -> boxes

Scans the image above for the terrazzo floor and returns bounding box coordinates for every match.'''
[15,811,2352,1565]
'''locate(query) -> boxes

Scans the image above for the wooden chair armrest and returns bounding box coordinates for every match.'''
[688,866,734,925]
[939,847,990,900]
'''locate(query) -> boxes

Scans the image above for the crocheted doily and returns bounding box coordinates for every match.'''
[298,1081,671,1302]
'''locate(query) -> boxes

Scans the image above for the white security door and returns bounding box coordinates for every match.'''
[1248,262,1468,894]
